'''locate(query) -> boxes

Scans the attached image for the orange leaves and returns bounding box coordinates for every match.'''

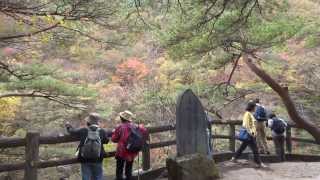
[113,58,149,86]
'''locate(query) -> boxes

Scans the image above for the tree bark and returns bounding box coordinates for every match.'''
[242,53,320,144]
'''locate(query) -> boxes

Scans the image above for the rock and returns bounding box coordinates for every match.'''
[166,153,220,180]
[56,165,73,178]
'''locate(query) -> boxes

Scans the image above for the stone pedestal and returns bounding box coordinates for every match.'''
[166,153,220,180]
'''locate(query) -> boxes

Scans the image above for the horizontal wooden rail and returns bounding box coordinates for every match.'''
[0,125,176,149]
[0,120,318,178]
[212,120,242,125]
[0,162,25,172]
[0,137,25,148]
[149,140,176,149]
[0,151,117,173]
[0,120,307,149]
[291,137,318,144]
[37,151,116,169]
[148,125,175,133]
[0,139,176,173]
[214,135,319,145]
[213,135,231,139]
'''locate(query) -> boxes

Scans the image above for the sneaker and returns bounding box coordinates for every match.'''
[230,157,238,163]
[256,163,267,168]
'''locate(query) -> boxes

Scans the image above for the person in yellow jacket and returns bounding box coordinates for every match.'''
[231,101,267,168]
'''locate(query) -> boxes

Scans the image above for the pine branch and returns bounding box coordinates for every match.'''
[0,23,60,41]
[0,91,87,110]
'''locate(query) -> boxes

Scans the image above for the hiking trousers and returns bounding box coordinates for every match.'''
[81,162,103,180]
[116,156,134,180]
[273,135,285,161]
[256,121,269,153]
[234,137,262,165]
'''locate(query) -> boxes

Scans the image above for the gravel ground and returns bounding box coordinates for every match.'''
[219,160,320,180]
[136,161,320,180]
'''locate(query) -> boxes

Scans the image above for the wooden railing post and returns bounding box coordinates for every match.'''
[286,126,292,154]
[229,124,236,152]
[142,134,151,171]
[24,132,39,180]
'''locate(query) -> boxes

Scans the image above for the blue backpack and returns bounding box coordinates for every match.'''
[254,105,267,121]
[271,118,286,134]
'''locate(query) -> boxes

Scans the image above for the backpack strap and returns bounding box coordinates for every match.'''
[76,127,89,153]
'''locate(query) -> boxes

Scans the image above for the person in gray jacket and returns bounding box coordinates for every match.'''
[267,113,287,161]
[65,113,111,180]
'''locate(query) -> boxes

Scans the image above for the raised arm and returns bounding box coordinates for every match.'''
[65,123,86,137]
[101,129,112,144]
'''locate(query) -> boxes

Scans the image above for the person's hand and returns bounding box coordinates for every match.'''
[65,122,72,129]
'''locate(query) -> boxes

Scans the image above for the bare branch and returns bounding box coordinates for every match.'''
[226,54,241,85]
[133,0,150,28]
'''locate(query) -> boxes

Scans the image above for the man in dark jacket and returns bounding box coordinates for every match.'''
[65,113,111,180]
[267,113,287,161]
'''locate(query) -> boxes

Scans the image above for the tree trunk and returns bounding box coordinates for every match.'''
[242,53,320,144]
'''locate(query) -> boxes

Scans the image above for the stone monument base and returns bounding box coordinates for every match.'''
[166,153,220,180]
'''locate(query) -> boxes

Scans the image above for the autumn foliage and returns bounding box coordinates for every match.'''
[0,98,20,120]
[113,58,149,86]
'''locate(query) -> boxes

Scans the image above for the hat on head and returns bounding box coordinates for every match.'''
[119,110,135,122]
[85,113,101,125]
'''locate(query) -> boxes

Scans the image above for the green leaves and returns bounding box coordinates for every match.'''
[158,0,303,60]
[246,14,303,48]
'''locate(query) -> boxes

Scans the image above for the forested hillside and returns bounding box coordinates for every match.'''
[1,0,320,179]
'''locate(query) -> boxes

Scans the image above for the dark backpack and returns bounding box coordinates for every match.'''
[254,105,267,121]
[81,127,101,159]
[125,125,144,153]
[271,118,286,134]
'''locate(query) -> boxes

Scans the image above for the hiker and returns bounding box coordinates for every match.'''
[112,110,148,180]
[65,113,111,180]
[231,101,266,168]
[253,98,270,154]
[267,113,287,161]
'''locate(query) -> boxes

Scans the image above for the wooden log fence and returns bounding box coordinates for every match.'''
[0,120,318,179]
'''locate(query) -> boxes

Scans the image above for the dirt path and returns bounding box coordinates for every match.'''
[219,160,320,180]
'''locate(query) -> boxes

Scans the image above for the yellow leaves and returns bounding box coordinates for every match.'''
[0,97,21,120]
[44,15,56,24]
[40,33,51,43]
[59,19,66,26]
[155,57,190,91]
